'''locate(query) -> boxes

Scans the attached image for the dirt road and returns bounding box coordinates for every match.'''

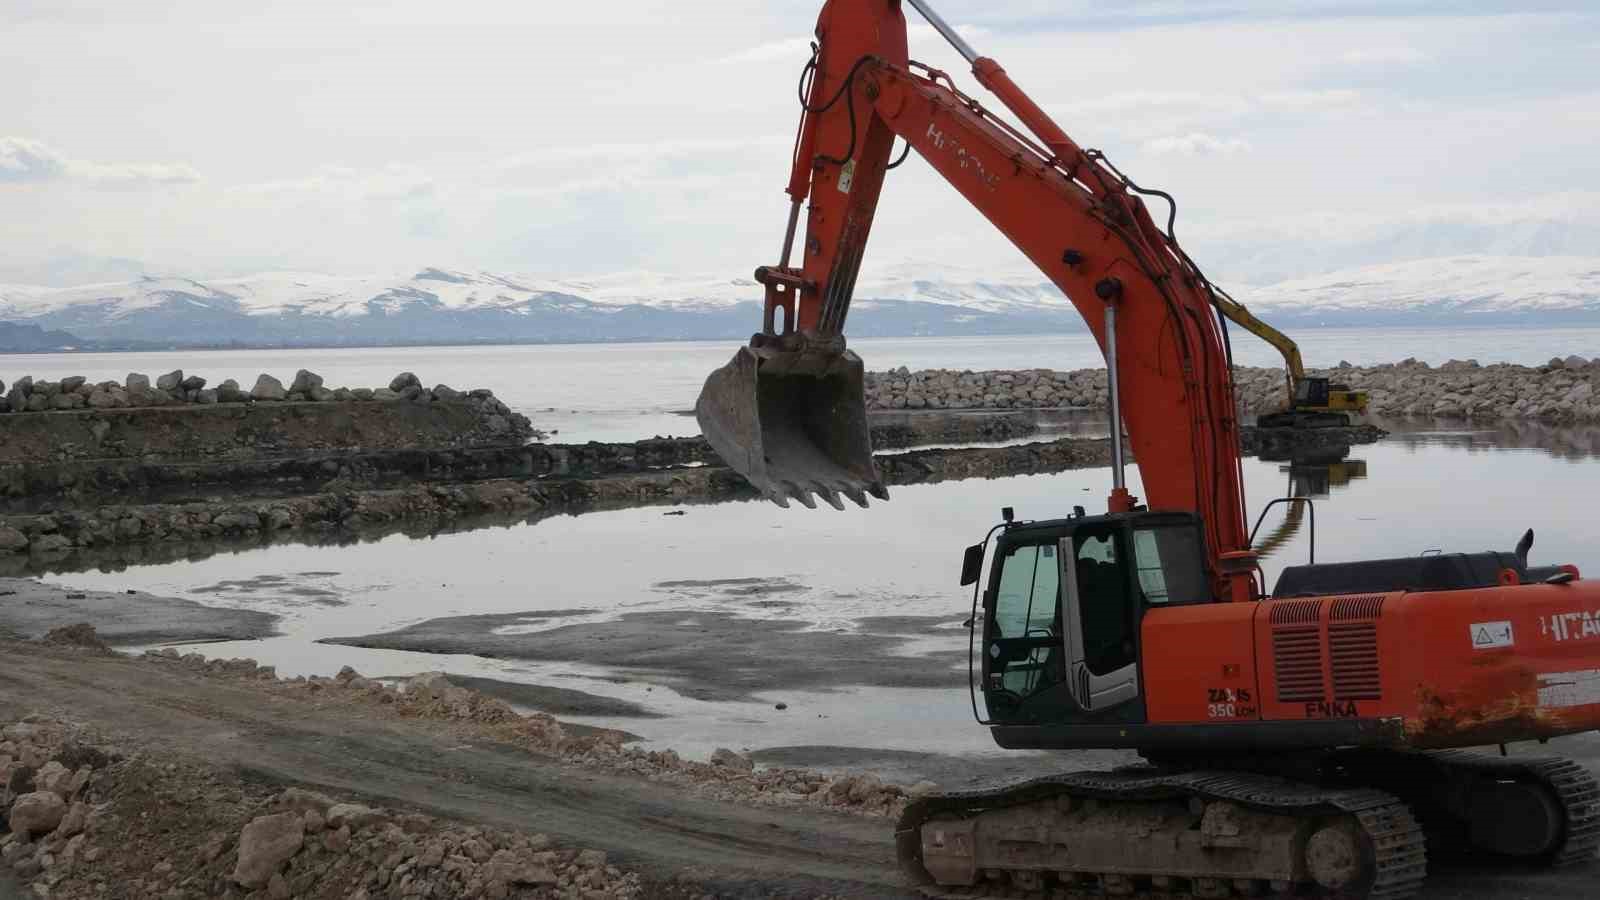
[4,640,1599,898]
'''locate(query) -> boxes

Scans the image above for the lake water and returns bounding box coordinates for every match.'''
[44,417,1600,761]
[4,326,1597,443]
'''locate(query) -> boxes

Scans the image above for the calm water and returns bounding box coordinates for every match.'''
[3,327,1597,442]
[48,420,1600,759]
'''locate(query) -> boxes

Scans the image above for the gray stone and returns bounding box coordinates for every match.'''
[308,386,334,402]
[180,375,207,391]
[7,376,30,409]
[389,372,421,392]
[400,385,425,401]
[325,803,386,831]
[50,393,76,410]
[125,373,150,390]
[196,388,219,404]
[372,388,400,401]
[352,388,375,401]
[0,527,27,552]
[232,811,304,888]
[87,390,118,409]
[8,792,66,838]
[59,376,86,392]
[156,369,184,391]
[54,801,87,838]
[30,534,71,554]
[33,380,59,397]
[485,849,557,886]
[290,369,324,394]
[709,748,754,772]
[251,374,287,401]
[217,380,248,403]
[332,387,353,401]
[432,384,462,401]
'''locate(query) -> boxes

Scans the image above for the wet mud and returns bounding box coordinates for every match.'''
[321,607,972,703]
[0,576,278,644]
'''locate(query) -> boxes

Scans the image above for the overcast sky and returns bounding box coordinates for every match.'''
[3,0,1598,284]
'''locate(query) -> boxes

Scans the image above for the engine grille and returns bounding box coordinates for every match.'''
[1329,622,1382,699]
[1272,626,1326,702]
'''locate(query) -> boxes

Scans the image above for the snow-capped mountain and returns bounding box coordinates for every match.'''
[0,256,1594,349]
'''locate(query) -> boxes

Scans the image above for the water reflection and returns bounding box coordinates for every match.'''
[1376,418,1600,460]
[1251,447,1369,563]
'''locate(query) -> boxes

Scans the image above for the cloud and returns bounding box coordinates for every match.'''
[1338,47,1429,66]
[1141,132,1253,156]
[712,22,988,65]
[0,137,200,188]
[232,164,434,200]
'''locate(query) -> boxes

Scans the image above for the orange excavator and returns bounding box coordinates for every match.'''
[696,1,1600,897]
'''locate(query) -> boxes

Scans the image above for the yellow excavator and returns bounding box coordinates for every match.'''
[1209,293,1369,428]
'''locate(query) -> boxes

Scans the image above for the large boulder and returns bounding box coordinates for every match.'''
[290,369,324,394]
[30,534,72,554]
[0,527,27,552]
[251,374,287,401]
[6,375,30,409]
[8,791,66,838]
[232,811,305,888]
[180,375,207,391]
[217,379,248,403]
[389,372,421,392]
[126,373,150,390]
[432,384,462,401]
[60,376,86,392]
[156,369,185,391]
[709,748,755,772]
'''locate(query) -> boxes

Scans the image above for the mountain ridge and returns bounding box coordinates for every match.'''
[1,255,1595,349]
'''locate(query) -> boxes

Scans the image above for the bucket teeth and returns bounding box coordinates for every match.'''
[815,484,846,511]
[840,485,870,508]
[784,481,818,509]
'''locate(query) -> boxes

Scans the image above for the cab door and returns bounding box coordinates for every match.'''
[982,538,1068,721]
[1063,527,1139,711]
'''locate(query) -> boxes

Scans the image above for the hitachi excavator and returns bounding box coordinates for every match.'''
[695,2,1600,897]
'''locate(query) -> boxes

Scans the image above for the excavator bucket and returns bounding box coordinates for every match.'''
[695,345,887,509]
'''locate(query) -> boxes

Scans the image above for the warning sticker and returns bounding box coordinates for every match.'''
[1539,670,1600,709]
[1471,621,1514,650]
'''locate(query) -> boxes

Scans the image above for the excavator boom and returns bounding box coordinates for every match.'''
[697,0,1255,600]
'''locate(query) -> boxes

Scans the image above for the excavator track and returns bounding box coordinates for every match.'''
[896,768,1427,900]
[1385,752,1600,866]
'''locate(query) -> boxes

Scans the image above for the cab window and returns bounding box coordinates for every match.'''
[1132,525,1208,605]
[993,542,1059,639]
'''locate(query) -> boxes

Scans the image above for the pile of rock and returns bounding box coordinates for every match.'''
[0,369,514,415]
[0,717,101,889]
[221,789,641,900]
[866,355,1600,423]
[0,711,645,899]
[138,652,919,820]
[865,366,1108,411]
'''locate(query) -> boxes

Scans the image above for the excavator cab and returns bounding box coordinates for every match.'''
[975,511,1209,730]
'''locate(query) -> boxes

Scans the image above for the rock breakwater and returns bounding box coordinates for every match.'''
[0,426,1383,572]
[866,355,1600,423]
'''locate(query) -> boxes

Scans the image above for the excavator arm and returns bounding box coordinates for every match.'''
[1209,292,1306,404]
[697,0,1256,600]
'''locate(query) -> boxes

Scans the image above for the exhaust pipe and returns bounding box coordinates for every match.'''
[695,343,887,509]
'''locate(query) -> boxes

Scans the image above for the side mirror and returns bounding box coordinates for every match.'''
[960,543,985,587]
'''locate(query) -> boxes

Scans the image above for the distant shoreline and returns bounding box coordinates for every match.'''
[4,319,1599,356]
